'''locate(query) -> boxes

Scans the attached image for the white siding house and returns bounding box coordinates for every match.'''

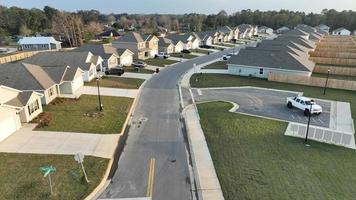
[332,28,351,35]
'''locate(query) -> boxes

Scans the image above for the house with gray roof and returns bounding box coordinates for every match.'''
[24,51,101,82]
[218,26,234,41]
[112,32,151,60]
[166,33,200,49]
[276,26,290,34]
[0,85,44,142]
[142,34,159,57]
[315,24,330,33]
[158,37,175,54]
[0,62,84,104]
[116,48,134,66]
[195,32,214,46]
[237,24,256,38]
[258,26,274,35]
[72,44,120,71]
[332,27,351,36]
[18,36,61,51]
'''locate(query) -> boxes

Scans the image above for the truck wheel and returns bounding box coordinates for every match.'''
[287,102,293,109]
[304,109,310,116]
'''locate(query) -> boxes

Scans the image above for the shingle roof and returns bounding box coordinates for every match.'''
[5,91,34,107]
[24,51,92,71]
[275,35,316,49]
[158,37,173,47]
[333,27,350,32]
[218,26,232,34]
[72,44,118,59]
[228,47,314,72]
[166,34,193,43]
[115,32,144,43]
[237,24,253,32]
[18,37,61,45]
[0,63,55,91]
[116,48,134,56]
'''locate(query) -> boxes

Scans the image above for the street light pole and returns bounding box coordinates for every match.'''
[96,77,103,111]
[305,103,312,144]
[323,68,331,95]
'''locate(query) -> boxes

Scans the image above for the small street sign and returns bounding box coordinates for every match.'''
[74,153,90,183]
[39,165,56,195]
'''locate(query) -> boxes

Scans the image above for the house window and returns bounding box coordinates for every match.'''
[89,68,94,76]
[259,68,264,75]
[28,100,40,115]
[48,88,54,97]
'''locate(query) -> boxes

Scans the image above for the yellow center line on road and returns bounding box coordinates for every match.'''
[146,158,155,198]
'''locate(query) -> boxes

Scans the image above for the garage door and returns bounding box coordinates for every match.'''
[72,76,84,93]
[0,115,20,142]
[121,56,133,66]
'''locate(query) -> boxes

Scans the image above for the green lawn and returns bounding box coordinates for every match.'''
[312,72,356,81]
[0,153,108,200]
[202,61,228,69]
[143,58,178,67]
[124,65,154,74]
[191,49,212,54]
[85,76,144,89]
[198,101,356,200]
[217,43,236,47]
[170,53,198,59]
[190,74,356,125]
[34,95,133,134]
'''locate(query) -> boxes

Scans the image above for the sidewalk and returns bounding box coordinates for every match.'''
[80,86,138,98]
[183,105,224,200]
[167,56,188,62]
[121,72,153,80]
[0,124,120,159]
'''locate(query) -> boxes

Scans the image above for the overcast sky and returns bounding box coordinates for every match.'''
[1,0,356,14]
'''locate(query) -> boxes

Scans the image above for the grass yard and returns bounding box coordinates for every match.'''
[144,58,178,67]
[191,49,212,54]
[198,101,356,200]
[312,72,356,81]
[85,76,144,89]
[124,65,154,74]
[190,74,356,125]
[202,61,228,69]
[34,95,133,134]
[0,153,108,200]
[218,43,236,47]
[170,53,198,59]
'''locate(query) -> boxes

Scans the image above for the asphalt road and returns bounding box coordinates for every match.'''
[192,87,331,128]
[99,45,251,200]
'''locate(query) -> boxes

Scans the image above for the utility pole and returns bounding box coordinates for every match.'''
[323,68,331,95]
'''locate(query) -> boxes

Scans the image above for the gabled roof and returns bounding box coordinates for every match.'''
[333,27,350,32]
[277,26,290,31]
[275,35,316,49]
[228,47,314,72]
[72,44,118,59]
[18,37,61,45]
[5,91,36,107]
[284,29,309,37]
[158,37,174,47]
[24,51,93,71]
[114,32,144,43]
[97,30,121,37]
[0,63,56,91]
[217,26,232,34]
[166,34,194,43]
[237,24,253,32]
[116,48,134,56]
[315,24,330,29]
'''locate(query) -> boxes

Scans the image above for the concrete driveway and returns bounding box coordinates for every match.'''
[0,124,120,158]
[191,87,332,128]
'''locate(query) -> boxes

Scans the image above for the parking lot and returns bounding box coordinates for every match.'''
[191,87,331,128]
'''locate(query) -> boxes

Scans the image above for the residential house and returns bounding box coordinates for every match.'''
[72,44,120,71]
[117,48,134,66]
[0,85,43,142]
[195,32,214,46]
[158,37,175,54]
[276,26,290,34]
[96,29,121,40]
[24,51,100,82]
[166,34,197,50]
[142,34,159,57]
[231,27,240,40]
[237,24,254,39]
[332,28,351,35]
[218,26,234,42]
[258,26,274,35]
[18,36,61,51]
[112,32,151,60]
[315,24,330,33]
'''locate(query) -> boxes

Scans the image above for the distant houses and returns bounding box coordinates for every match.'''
[315,24,330,33]
[332,28,351,36]
[276,26,290,34]
[18,36,62,51]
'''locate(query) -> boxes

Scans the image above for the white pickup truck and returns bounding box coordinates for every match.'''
[286,96,322,116]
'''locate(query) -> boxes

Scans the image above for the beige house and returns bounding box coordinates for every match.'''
[143,34,159,57]
[173,41,185,53]
[112,32,151,60]
[158,37,175,54]
[117,48,134,66]
[0,85,43,142]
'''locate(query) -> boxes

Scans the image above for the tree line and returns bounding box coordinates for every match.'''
[1,5,356,46]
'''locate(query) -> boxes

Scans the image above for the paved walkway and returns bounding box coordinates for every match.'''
[191,52,205,56]
[183,105,224,200]
[0,124,120,158]
[121,72,152,80]
[80,86,138,98]
[199,69,229,74]
[167,57,187,62]
[145,65,164,71]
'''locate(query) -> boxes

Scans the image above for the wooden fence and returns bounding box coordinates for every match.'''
[310,57,356,67]
[314,65,356,76]
[0,51,38,64]
[314,48,356,53]
[309,51,356,59]
[268,73,356,91]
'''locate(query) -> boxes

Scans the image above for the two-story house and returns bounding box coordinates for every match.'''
[112,32,151,60]
[142,34,159,57]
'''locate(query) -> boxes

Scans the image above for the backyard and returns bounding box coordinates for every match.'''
[0,153,108,200]
[85,76,144,89]
[33,95,133,134]
[190,74,356,124]
[198,101,356,200]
